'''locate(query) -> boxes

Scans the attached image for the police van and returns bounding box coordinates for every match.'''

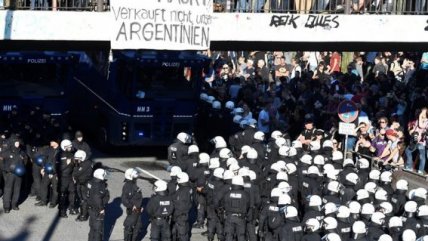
[71,50,210,146]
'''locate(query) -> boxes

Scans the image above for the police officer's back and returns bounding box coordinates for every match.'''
[87,168,110,241]
[280,206,303,241]
[122,168,143,241]
[72,131,92,160]
[168,133,190,168]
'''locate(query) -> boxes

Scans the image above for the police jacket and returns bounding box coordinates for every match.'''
[72,140,92,159]
[121,179,143,210]
[72,160,93,184]
[302,208,324,224]
[391,190,407,216]
[146,192,174,218]
[302,232,321,241]
[59,151,75,178]
[259,201,283,231]
[87,178,110,212]
[388,227,403,241]
[167,178,178,196]
[1,146,26,173]
[337,218,352,241]
[301,174,323,198]
[205,176,224,206]
[221,185,250,217]
[366,223,385,241]
[240,127,257,147]
[167,141,188,167]
[183,153,198,173]
[280,219,303,241]
[214,182,231,208]
[403,216,423,237]
[172,184,193,217]
[44,146,61,175]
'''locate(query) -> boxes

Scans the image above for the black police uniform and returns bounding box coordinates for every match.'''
[206,175,225,241]
[193,165,209,227]
[1,142,26,211]
[29,148,44,200]
[72,136,92,160]
[337,218,352,241]
[391,189,407,216]
[302,231,321,241]
[146,191,174,241]
[121,179,143,241]
[59,150,76,217]
[366,223,385,241]
[240,126,257,147]
[167,141,188,168]
[258,198,281,241]
[168,177,178,196]
[87,178,110,241]
[279,218,304,241]
[38,145,61,207]
[221,184,250,241]
[172,182,193,241]
[243,179,261,241]
[73,158,93,221]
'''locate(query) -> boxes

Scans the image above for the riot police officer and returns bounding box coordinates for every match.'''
[1,137,27,213]
[280,206,303,241]
[168,166,182,196]
[221,176,250,241]
[122,168,143,241]
[172,172,193,241]
[72,131,92,160]
[87,168,110,241]
[73,150,93,222]
[168,132,191,168]
[206,167,225,241]
[146,180,174,241]
[391,179,408,216]
[59,139,77,218]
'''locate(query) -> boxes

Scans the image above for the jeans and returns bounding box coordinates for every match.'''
[236,0,249,11]
[30,0,48,9]
[415,0,426,13]
[405,143,426,172]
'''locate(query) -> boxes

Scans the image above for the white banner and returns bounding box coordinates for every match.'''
[110,0,212,50]
[339,122,356,136]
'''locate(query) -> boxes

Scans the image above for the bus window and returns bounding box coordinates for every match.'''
[0,63,65,97]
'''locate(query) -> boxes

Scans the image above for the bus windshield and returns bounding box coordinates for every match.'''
[0,63,66,97]
[117,62,199,99]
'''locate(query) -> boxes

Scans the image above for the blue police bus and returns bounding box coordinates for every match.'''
[71,50,210,146]
[0,51,76,120]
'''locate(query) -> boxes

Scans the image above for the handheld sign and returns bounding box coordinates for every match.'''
[337,100,359,123]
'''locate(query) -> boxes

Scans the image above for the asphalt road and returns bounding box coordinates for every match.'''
[0,147,205,241]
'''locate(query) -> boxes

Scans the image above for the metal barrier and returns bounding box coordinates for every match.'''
[213,0,428,14]
[0,0,109,11]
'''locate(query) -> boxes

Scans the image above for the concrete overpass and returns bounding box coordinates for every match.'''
[0,10,428,50]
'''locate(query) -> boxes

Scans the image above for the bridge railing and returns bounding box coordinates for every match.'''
[0,0,426,14]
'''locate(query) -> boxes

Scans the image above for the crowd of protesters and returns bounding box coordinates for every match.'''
[197,51,428,175]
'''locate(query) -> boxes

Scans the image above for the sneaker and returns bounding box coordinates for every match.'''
[192,223,204,229]
[418,170,426,175]
[12,206,19,211]
[76,215,88,222]
[59,212,68,218]
[201,231,208,236]
[35,201,47,206]
[49,203,57,209]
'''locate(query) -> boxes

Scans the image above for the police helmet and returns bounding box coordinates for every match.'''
[314,155,325,166]
[240,145,251,155]
[233,115,243,124]
[177,132,191,144]
[343,158,355,167]
[212,136,227,149]
[416,235,428,241]
[228,163,240,173]
[277,181,292,193]
[154,180,168,192]
[231,176,244,186]
[305,218,320,232]
[270,163,281,173]
[271,188,282,198]
[379,234,393,241]
[326,169,340,181]
[276,161,286,171]
[404,201,418,213]
[247,148,258,159]
[379,202,393,215]
[223,170,234,180]
[213,168,225,179]
[418,205,428,217]
[198,153,210,165]
[285,163,297,175]
[225,101,235,110]
[226,158,238,168]
[395,179,408,191]
[292,140,303,149]
[402,229,416,241]
[332,151,343,161]
[275,172,287,182]
[209,158,220,169]
[254,131,265,141]
[308,195,322,207]
[388,216,403,228]
[188,145,199,154]
[170,166,182,177]
[413,188,427,200]
[271,130,283,139]
[14,164,26,177]
[212,101,221,110]
[324,233,341,241]
[356,189,370,201]
[361,203,375,215]
[238,167,250,177]
[74,150,87,162]
[357,158,370,169]
[177,172,189,184]
[375,189,388,201]
[380,171,392,183]
[371,212,386,225]
[288,147,297,157]
[34,155,45,166]
[278,146,290,157]
[337,206,351,218]
[124,168,138,180]
[60,139,72,151]
[44,163,55,174]
[300,154,312,165]
[284,206,299,218]
[345,173,359,185]
[369,170,381,180]
[219,148,232,159]
[248,170,256,181]
[307,166,320,176]
[348,201,361,214]
[364,182,378,194]
[322,140,333,149]
[352,221,367,234]
[324,202,338,216]
[323,217,338,230]
[93,168,107,181]
[275,137,286,147]
[323,164,335,175]
[278,194,291,206]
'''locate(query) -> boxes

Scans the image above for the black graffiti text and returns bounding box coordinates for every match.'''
[270,14,300,29]
[304,15,339,29]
